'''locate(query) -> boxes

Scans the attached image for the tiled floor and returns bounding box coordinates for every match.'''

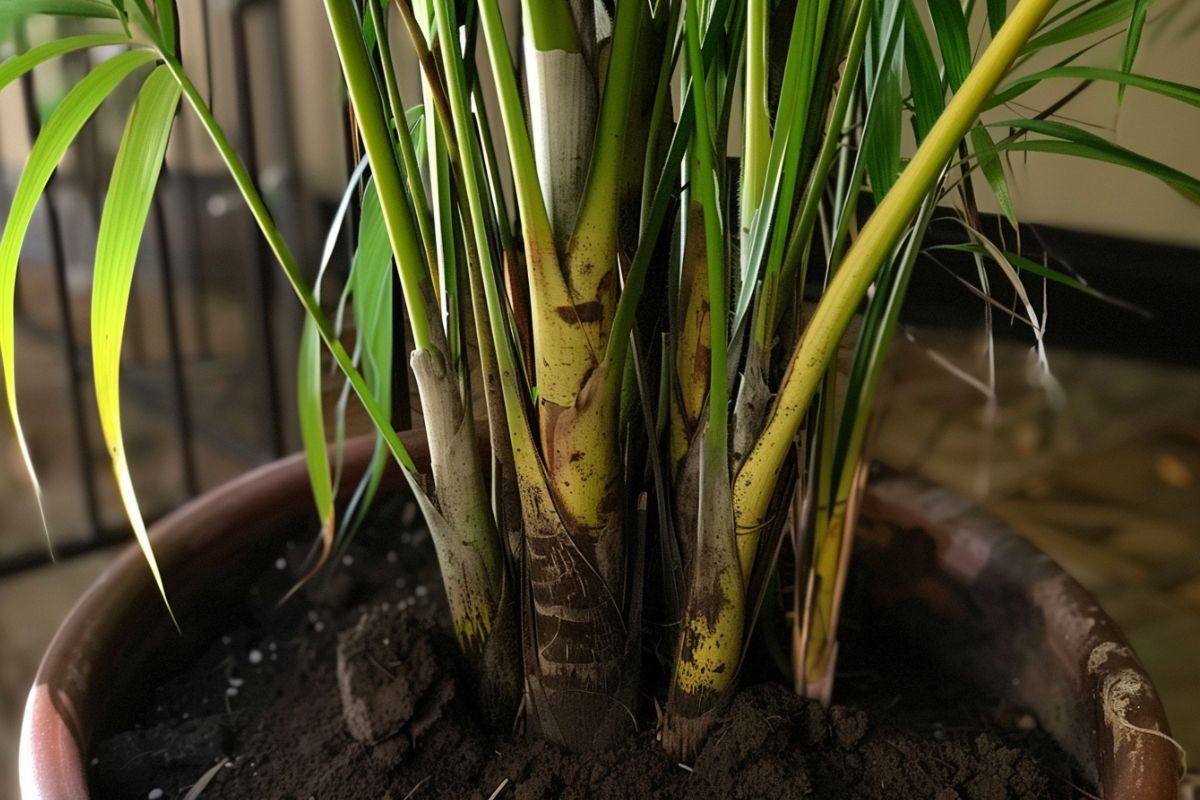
[0,328,1197,796]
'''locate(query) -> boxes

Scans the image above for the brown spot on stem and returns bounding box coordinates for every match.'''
[554,301,604,323]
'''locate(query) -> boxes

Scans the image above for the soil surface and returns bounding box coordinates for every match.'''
[91,498,1084,799]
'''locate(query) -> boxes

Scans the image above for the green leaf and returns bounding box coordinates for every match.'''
[863,0,905,201]
[352,183,393,406]
[758,0,831,287]
[361,0,379,54]
[739,0,829,297]
[996,118,1200,202]
[155,0,177,56]
[341,180,394,537]
[926,0,972,90]
[1022,0,1136,55]
[0,49,155,552]
[969,124,1016,225]
[91,64,180,612]
[987,0,1007,36]
[304,157,369,548]
[298,316,335,562]
[0,33,137,92]
[1006,138,1200,202]
[0,0,119,21]
[1120,0,1148,102]
[903,0,944,142]
[990,66,1200,110]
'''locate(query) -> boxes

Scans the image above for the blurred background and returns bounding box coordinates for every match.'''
[1,1,1198,795]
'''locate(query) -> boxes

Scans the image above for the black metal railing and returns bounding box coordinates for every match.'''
[0,1,367,574]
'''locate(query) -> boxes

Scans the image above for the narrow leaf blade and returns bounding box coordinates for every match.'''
[903,0,944,142]
[987,0,1007,36]
[91,63,181,611]
[341,181,394,536]
[298,316,335,557]
[0,49,155,549]
[969,124,1016,225]
[0,0,119,21]
[926,0,972,90]
[1120,0,1149,102]
[155,0,178,55]
[1022,0,1136,54]
[1,33,136,92]
[1005,137,1200,203]
[991,66,1200,111]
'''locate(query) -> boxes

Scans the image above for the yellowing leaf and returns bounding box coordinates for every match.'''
[91,64,182,616]
[0,49,156,551]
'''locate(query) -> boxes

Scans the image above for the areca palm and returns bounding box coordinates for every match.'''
[3,0,1198,759]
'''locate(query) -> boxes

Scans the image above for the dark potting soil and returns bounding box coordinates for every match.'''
[90,498,1085,799]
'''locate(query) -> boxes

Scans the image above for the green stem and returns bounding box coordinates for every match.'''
[325,0,435,352]
[475,0,554,246]
[161,55,416,473]
[366,0,438,287]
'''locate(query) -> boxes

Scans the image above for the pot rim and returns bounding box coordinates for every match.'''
[18,434,1180,798]
[862,472,1182,799]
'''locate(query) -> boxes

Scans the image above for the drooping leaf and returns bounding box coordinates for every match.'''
[1021,0,1136,55]
[969,124,1016,225]
[91,63,181,611]
[351,182,393,409]
[0,33,137,92]
[995,118,1200,202]
[929,242,1149,313]
[990,66,1200,111]
[0,0,119,21]
[0,49,155,550]
[297,316,335,562]
[299,155,367,555]
[341,180,394,538]
[1005,137,1200,203]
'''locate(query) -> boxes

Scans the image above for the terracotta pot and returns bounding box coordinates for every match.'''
[19,433,1181,798]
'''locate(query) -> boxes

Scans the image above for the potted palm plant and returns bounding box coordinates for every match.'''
[6,0,1196,796]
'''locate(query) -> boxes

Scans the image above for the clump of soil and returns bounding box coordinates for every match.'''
[90,499,1083,799]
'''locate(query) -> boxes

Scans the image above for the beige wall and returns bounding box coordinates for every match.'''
[974,10,1200,247]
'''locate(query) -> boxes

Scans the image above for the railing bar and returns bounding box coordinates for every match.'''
[200,0,216,110]
[17,66,105,537]
[152,182,200,496]
[0,527,141,579]
[231,2,286,458]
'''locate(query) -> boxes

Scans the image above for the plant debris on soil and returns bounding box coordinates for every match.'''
[90,498,1086,799]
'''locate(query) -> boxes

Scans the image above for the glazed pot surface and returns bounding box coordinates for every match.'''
[19,433,1181,798]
